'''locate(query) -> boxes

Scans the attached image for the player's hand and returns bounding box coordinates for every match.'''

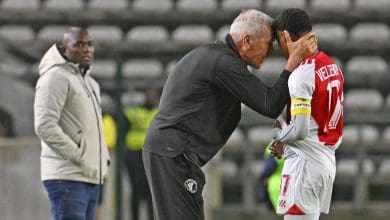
[271,119,282,139]
[284,31,318,72]
[270,141,284,159]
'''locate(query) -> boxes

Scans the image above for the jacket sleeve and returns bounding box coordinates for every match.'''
[34,70,82,163]
[215,54,290,119]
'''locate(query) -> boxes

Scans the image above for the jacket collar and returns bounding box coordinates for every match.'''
[225,34,242,59]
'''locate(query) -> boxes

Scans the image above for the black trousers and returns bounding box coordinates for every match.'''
[125,150,153,220]
[142,150,206,220]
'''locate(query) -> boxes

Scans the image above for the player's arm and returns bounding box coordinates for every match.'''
[272,99,311,144]
[272,62,315,144]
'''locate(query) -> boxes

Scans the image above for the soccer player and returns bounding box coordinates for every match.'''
[271,8,344,220]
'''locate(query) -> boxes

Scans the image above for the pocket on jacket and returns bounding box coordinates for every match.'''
[76,129,82,147]
[78,134,87,155]
[59,119,83,146]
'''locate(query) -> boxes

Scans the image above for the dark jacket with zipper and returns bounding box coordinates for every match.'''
[144,35,290,166]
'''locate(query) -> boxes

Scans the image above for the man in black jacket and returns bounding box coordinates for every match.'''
[143,9,317,220]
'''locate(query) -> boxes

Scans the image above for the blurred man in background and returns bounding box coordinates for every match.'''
[143,9,317,220]
[34,27,110,220]
[259,140,285,212]
[123,88,158,220]
[271,8,344,220]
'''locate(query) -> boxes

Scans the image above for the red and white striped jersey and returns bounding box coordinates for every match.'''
[285,51,344,174]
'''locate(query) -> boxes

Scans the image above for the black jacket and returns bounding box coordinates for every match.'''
[144,35,290,166]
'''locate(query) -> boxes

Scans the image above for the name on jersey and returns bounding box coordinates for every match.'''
[315,64,341,81]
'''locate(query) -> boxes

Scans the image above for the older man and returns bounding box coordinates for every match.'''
[34,27,110,220]
[143,9,317,220]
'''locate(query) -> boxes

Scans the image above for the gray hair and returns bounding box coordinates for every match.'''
[229,9,273,41]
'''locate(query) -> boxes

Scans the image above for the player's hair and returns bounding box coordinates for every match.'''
[229,9,274,41]
[274,8,312,41]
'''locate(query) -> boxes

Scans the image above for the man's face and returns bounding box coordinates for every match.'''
[63,30,94,70]
[240,25,273,69]
[276,30,289,59]
[145,89,159,107]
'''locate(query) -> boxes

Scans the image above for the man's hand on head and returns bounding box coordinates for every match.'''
[284,31,318,72]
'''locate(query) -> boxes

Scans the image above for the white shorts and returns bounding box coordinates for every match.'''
[276,155,335,215]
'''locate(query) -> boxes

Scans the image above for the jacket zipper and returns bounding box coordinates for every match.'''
[78,74,103,184]
[91,89,103,185]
